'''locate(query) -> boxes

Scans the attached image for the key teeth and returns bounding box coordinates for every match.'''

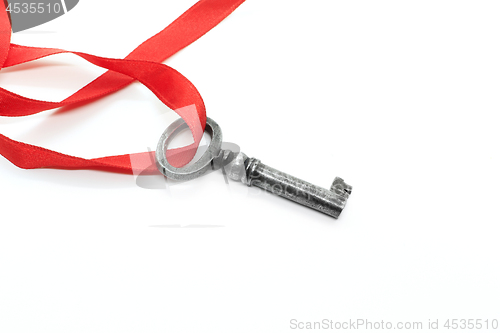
[331,177,352,197]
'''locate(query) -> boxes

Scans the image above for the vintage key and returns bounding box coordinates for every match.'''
[156,117,352,218]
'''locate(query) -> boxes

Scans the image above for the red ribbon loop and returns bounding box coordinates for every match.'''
[0,0,245,174]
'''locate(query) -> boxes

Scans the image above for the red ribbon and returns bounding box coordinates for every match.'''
[0,0,245,174]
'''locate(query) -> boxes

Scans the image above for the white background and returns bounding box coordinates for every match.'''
[1,1,500,332]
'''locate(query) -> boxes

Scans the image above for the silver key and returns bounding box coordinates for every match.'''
[156,117,352,218]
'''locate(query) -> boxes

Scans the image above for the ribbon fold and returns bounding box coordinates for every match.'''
[0,0,245,174]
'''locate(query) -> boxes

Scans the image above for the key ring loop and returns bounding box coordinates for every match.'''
[155,117,222,181]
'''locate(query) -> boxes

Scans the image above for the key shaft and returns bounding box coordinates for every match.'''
[219,152,352,219]
[244,158,350,218]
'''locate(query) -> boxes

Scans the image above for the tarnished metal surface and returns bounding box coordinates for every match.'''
[244,157,350,218]
[156,119,352,218]
[222,152,351,218]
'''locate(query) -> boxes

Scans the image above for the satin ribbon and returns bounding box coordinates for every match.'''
[0,0,245,174]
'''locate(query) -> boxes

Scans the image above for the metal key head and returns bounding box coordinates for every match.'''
[155,117,223,181]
